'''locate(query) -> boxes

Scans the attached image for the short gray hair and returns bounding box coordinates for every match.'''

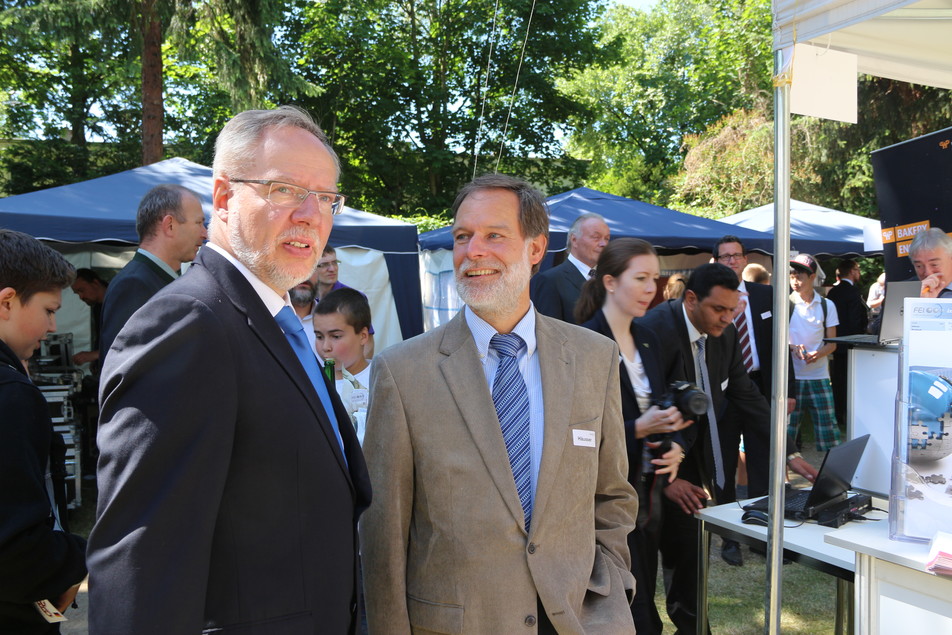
[568,212,607,240]
[137,184,201,240]
[212,105,340,179]
[909,227,952,259]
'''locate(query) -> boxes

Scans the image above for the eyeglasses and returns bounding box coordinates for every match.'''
[316,260,341,269]
[231,179,346,215]
[717,253,746,262]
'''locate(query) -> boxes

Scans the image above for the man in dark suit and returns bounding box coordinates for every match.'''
[711,236,797,566]
[530,212,609,323]
[98,184,207,360]
[826,259,867,428]
[87,106,372,634]
[637,263,816,634]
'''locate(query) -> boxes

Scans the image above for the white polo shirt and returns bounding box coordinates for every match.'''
[789,291,840,380]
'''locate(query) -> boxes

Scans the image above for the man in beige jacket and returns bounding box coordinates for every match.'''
[361,174,638,634]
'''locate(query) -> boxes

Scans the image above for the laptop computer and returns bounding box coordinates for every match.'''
[827,280,922,347]
[742,434,870,520]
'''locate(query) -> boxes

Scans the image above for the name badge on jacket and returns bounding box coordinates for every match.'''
[573,430,596,447]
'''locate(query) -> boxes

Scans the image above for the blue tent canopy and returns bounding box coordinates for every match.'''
[420,187,777,255]
[0,157,423,339]
[720,199,883,258]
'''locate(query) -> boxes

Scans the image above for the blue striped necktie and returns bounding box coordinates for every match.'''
[275,306,347,460]
[490,333,532,531]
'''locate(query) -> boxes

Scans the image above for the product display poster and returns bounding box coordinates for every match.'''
[892,298,952,542]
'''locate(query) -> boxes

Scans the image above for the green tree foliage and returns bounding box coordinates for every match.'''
[671,78,952,219]
[558,0,773,202]
[0,0,141,191]
[289,0,605,216]
[0,0,311,194]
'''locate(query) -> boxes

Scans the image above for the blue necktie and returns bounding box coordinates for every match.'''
[275,306,347,461]
[490,333,532,530]
[695,336,725,489]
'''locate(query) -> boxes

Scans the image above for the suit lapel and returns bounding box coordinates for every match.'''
[565,261,585,292]
[438,313,528,526]
[531,315,575,532]
[670,300,696,384]
[196,249,354,487]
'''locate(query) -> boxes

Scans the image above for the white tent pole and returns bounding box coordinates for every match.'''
[767,47,793,635]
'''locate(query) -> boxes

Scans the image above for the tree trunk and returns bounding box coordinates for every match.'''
[140,0,163,165]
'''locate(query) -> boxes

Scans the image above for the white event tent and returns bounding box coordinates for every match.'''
[756,1,952,631]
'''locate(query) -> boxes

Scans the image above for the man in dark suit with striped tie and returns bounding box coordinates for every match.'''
[710,236,797,566]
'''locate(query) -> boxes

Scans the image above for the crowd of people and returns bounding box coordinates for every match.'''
[3,103,952,634]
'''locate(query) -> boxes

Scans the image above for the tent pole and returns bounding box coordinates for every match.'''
[767,48,793,635]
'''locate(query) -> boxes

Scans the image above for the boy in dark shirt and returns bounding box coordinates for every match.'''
[0,229,87,634]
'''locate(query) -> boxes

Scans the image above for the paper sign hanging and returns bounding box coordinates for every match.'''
[790,43,858,124]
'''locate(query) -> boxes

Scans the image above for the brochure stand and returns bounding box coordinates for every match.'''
[890,298,952,542]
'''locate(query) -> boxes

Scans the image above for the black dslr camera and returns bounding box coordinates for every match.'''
[654,380,708,420]
[649,381,708,454]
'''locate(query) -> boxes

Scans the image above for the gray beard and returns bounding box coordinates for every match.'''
[289,285,316,308]
[228,216,314,292]
[456,248,532,322]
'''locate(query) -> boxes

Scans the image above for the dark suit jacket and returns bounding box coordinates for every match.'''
[637,299,772,499]
[0,341,87,634]
[581,309,681,485]
[99,251,177,359]
[530,259,586,323]
[744,281,795,399]
[88,247,372,634]
[826,280,867,336]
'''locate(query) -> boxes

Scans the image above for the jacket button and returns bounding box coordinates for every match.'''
[527,542,536,554]
[525,615,537,627]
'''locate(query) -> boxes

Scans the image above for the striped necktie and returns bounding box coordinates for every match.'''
[734,303,754,372]
[490,333,533,531]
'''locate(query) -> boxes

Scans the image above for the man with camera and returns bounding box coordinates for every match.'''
[638,263,816,634]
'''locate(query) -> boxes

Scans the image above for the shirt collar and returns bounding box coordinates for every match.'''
[681,302,704,345]
[566,253,593,279]
[464,304,537,360]
[205,242,290,317]
[137,247,179,279]
[794,289,822,306]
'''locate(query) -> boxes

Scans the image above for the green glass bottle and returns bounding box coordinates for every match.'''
[323,357,336,382]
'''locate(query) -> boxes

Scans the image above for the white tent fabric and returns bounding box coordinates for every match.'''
[773,0,952,89]
[57,245,403,368]
[758,1,952,630]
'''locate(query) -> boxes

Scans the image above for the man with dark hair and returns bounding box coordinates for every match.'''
[826,259,867,428]
[638,263,816,633]
[530,212,610,323]
[69,268,108,368]
[98,184,207,359]
[362,174,637,633]
[711,235,796,566]
[88,106,371,634]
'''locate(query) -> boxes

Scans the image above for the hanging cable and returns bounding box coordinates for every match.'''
[472,0,503,178]
[494,0,537,172]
